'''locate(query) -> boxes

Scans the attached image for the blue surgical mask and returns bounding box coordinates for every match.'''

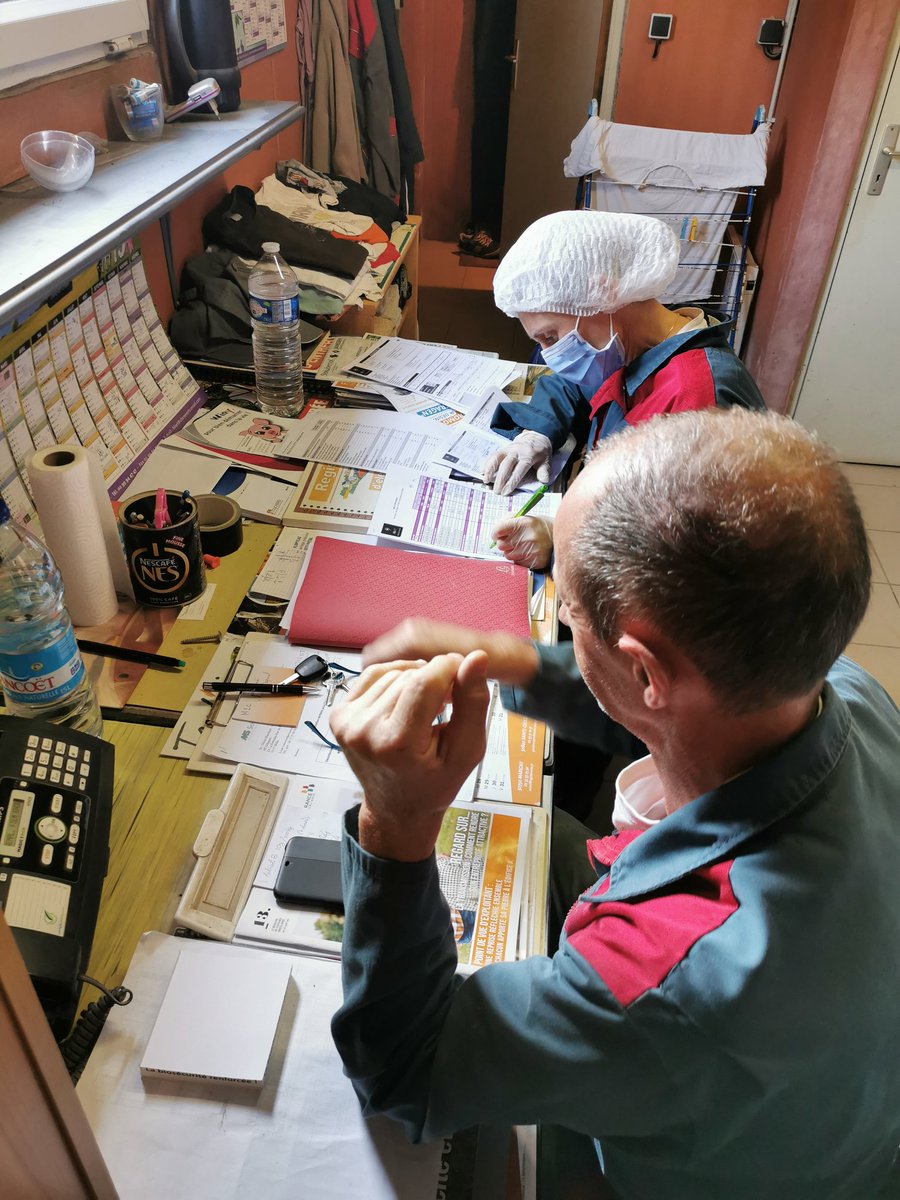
[541,316,624,394]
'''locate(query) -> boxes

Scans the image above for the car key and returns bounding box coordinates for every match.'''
[279,653,330,688]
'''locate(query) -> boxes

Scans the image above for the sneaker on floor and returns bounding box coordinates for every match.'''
[457,224,477,250]
[464,228,501,259]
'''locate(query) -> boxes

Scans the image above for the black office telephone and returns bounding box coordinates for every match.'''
[0,715,113,1039]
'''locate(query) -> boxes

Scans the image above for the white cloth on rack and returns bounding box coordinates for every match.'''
[565,117,770,189]
[588,180,735,303]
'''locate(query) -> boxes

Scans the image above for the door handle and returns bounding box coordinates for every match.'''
[505,40,519,89]
[867,124,899,195]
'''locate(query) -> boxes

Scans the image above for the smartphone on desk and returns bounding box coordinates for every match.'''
[274,836,343,910]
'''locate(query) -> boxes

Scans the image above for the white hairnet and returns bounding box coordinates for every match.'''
[493,210,680,317]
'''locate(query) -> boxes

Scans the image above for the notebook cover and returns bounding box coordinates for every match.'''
[288,537,532,648]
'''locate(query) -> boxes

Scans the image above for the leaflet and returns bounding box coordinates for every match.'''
[344,337,519,412]
[368,466,561,560]
[474,683,546,806]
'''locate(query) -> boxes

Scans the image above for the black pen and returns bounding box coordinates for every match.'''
[201,680,310,695]
[77,640,186,670]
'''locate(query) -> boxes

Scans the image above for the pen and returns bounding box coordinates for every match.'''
[201,681,310,695]
[489,483,550,548]
[76,640,186,670]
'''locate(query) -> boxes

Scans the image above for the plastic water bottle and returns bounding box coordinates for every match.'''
[0,499,102,737]
[248,241,305,417]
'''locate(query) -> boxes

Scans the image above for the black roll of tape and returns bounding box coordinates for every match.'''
[195,494,244,556]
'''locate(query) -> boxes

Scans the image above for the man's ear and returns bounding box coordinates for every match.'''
[616,629,673,710]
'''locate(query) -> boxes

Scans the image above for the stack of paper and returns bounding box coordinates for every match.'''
[341,337,521,413]
[140,948,292,1087]
[235,797,532,970]
[282,462,386,532]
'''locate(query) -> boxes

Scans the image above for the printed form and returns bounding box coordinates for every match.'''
[190,403,451,474]
[369,466,561,559]
[344,338,520,412]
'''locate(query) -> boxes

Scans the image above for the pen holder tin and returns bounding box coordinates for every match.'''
[120,491,206,607]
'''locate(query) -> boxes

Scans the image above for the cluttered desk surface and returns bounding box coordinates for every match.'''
[0,226,566,1199]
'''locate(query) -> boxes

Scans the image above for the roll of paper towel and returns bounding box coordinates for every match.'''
[27,445,131,626]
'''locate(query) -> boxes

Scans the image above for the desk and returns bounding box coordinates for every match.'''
[84,722,228,991]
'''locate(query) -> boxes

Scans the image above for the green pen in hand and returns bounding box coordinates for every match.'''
[489,483,549,549]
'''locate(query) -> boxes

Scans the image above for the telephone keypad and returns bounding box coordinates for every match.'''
[0,731,95,886]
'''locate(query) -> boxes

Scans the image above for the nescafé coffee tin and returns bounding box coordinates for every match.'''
[120,490,206,607]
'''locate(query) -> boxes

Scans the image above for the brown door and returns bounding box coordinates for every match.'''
[500,0,610,249]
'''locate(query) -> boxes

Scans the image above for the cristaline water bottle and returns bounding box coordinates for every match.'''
[248,240,305,417]
[0,499,102,736]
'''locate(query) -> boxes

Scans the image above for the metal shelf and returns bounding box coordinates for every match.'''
[0,100,304,329]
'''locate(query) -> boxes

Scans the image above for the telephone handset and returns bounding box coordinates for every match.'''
[0,716,113,1039]
[159,0,242,113]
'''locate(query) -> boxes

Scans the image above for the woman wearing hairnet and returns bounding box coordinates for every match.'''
[486,210,766,569]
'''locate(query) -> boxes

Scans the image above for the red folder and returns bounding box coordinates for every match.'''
[288,538,532,649]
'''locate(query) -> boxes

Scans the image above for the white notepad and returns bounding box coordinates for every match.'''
[140,947,292,1087]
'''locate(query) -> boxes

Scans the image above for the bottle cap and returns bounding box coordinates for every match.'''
[261,241,280,254]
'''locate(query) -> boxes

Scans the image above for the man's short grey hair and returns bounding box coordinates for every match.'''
[567,408,872,713]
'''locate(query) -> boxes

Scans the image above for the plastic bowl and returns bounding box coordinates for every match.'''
[20,131,95,192]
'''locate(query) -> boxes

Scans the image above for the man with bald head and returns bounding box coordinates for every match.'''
[329,409,900,1200]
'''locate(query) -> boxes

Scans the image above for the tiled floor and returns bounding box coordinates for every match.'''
[843,462,900,704]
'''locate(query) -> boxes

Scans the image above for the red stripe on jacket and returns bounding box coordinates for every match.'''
[589,348,718,423]
[565,831,739,1008]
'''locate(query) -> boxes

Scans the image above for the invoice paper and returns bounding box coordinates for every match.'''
[368,466,561,559]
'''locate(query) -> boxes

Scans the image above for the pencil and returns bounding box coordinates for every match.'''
[489,484,550,549]
[76,640,186,670]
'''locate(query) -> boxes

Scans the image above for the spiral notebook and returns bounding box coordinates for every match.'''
[287,537,532,649]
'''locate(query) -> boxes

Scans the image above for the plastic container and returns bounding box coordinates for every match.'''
[0,499,101,737]
[110,80,165,142]
[248,242,304,417]
[20,131,95,192]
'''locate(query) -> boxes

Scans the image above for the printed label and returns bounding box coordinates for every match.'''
[249,294,300,325]
[0,628,84,705]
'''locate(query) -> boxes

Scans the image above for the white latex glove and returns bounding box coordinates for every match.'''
[491,516,554,570]
[482,431,553,496]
